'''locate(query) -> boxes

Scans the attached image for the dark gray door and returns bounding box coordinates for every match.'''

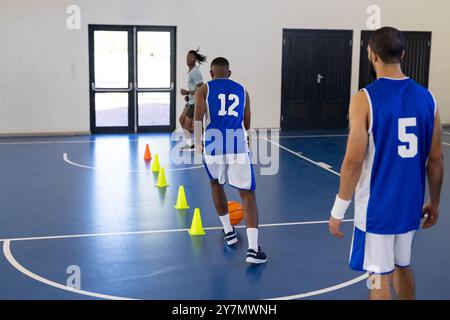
[281,29,353,130]
[359,31,431,89]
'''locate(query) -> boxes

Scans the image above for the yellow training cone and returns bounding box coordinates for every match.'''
[151,154,160,172]
[188,208,206,236]
[174,185,190,210]
[155,167,169,188]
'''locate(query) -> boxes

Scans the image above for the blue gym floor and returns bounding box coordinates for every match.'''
[0,130,449,300]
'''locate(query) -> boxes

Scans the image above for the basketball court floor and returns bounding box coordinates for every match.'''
[0,130,448,299]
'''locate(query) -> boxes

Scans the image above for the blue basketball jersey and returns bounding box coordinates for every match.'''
[204,78,248,155]
[355,77,436,234]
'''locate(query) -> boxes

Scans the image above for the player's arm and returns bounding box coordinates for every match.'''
[329,91,370,238]
[338,92,370,201]
[193,84,207,154]
[244,91,251,130]
[182,71,204,96]
[182,83,204,96]
[189,83,204,96]
[422,107,444,229]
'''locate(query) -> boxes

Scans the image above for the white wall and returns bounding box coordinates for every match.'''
[0,0,449,135]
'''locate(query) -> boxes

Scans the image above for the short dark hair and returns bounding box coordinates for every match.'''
[369,27,405,63]
[188,49,207,64]
[211,57,229,68]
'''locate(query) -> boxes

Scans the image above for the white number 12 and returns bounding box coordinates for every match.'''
[398,117,418,158]
[218,94,239,117]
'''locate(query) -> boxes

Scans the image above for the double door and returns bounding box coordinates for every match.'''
[89,25,176,133]
[281,29,353,130]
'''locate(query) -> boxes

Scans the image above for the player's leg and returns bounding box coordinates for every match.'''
[228,153,266,264]
[369,273,395,300]
[239,189,266,264]
[210,180,228,213]
[204,155,237,245]
[392,231,416,300]
[210,180,233,230]
[184,116,194,134]
[185,104,195,132]
[239,189,259,251]
[181,105,195,149]
[179,105,193,149]
[179,105,188,128]
[365,232,396,300]
[239,189,258,228]
[349,229,395,299]
[393,267,415,300]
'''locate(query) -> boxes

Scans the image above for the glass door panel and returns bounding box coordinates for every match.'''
[95,93,129,127]
[94,31,129,88]
[137,31,171,88]
[136,28,175,131]
[138,92,170,126]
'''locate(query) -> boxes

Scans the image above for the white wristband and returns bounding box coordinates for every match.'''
[331,194,351,220]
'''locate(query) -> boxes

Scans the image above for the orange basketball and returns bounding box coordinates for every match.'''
[228,201,244,225]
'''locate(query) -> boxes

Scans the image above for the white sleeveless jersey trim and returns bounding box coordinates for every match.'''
[241,86,249,153]
[354,133,375,232]
[378,76,410,81]
[361,89,373,134]
[428,89,437,116]
[205,82,211,127]
[242,86,246,111]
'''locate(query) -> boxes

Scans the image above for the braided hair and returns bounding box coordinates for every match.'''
[188,48,207,64]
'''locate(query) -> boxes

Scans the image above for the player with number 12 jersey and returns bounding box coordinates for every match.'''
[193,57,266,265]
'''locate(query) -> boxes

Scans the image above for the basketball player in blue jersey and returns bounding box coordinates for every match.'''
[193,57,267,264]
[328,27,444,300]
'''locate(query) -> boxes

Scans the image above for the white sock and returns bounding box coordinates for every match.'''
[219,214,233,234]
[246,228,259,251]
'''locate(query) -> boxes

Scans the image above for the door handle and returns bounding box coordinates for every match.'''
[317,74,325,84]
[90,82,133,92]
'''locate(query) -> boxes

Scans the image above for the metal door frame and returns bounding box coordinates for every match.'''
[88,24,176,134]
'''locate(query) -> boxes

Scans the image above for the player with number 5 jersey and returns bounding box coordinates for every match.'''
[194,57,267,264]
[328,27,444,300]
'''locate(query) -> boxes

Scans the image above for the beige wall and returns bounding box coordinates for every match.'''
[0,0,449,134]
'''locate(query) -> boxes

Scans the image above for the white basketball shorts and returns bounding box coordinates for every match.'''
[203,153,256,191]
[349,227,416,274]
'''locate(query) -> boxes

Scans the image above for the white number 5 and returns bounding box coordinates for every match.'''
[398,118,418,158]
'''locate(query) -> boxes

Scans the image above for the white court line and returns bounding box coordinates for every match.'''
[0,134,347,146]
[63,153,203,173]
[0,139,100,145]
[0,219,354,242]
[317,162,333,170]
[276,134,348,139]
[262,137,341,176]
[443,131,450,135]
[266,273,368,300]
[2,219,365,301]
[3,240,135,300]
[443,142,450,147]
